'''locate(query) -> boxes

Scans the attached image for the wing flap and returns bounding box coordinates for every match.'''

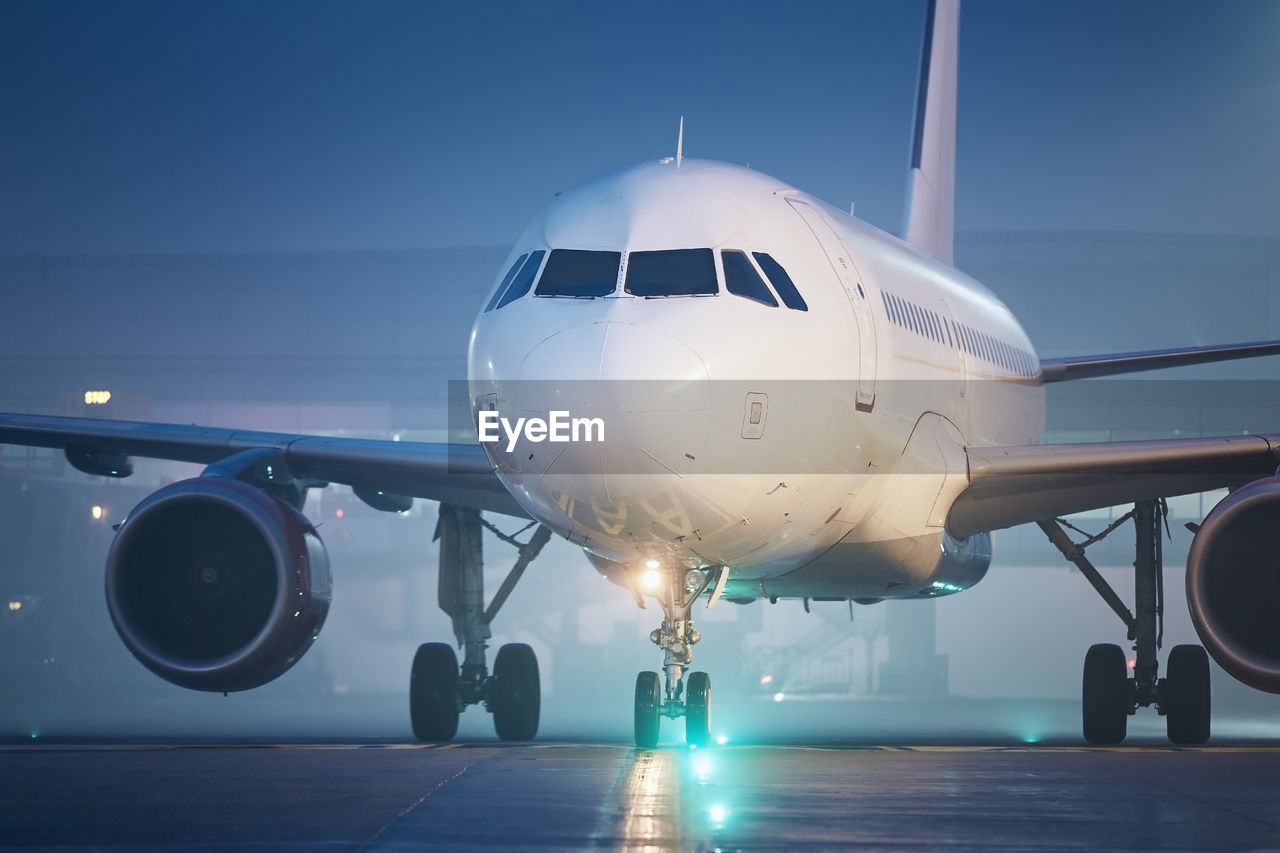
[950,433,1280,538]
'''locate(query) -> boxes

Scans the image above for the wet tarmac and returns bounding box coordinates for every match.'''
[4,739,1280,851]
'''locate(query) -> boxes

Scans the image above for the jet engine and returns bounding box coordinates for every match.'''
[105,477,331,692]
[1186,474,1280,693]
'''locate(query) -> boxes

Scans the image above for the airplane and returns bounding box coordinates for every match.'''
[3,0,1280,748]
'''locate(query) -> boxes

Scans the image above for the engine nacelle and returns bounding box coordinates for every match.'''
[105,477,331,692]
[1186,474,1280,693]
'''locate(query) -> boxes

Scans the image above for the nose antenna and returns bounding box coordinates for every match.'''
[676,116,684,167]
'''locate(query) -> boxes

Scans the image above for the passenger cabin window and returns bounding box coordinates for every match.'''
[752,253,807,311]
[535,249,620,297]
[494,250,545,310]
[485,253,529,312]
[626,249,718,297]
[721,250,778,307]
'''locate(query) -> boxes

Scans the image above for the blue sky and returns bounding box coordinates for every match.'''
[2,0,1277,253]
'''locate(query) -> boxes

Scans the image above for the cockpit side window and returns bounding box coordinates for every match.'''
[721,250,778,307]
[625,249,718,297]
[485,253,529,313]
[494,250,545,310]
[535,249,621,297]
[752,252,808,311]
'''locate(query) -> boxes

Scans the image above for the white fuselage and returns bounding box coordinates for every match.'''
[468,159,1043,602]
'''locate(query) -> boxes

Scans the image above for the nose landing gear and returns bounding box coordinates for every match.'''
[633,566,721,748]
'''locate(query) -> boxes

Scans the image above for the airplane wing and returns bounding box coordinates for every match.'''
[1039,340,1280,382]
[949,433,1280,538]
[0,412,528,519]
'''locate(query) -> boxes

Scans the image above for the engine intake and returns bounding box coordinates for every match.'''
[105,477,331,692]
[1186,475,1280,693]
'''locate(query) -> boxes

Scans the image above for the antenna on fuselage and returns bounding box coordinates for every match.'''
[676,116,684,167]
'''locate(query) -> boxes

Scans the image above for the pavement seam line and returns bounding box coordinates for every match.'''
[360,758,480,849]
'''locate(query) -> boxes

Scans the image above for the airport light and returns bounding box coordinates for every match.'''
[8,601,21,611]
[760,674,773,685]
[91,505,103,520]
[83,390,112,405]
[716,734,728,745]
[773,692,785,703]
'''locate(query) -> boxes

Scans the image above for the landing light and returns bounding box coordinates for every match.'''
[708,804,729,823]
[645,559,660,570]
[716,735,728,745]
[760,674,773,685]
[643,570,661,588]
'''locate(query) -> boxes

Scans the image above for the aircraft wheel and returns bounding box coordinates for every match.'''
[1163,644,1211,745]
[1082,643,1129,745]
[491,643,540,741]
[635,671,661,748]
[686,671,711,748]
[410,642,460,742]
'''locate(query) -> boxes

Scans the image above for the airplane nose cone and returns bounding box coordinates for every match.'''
[518,321,710,383]
[475,323,713,541]
[486,322,711,474]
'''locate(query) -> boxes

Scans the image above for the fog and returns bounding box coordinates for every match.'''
[2,240,1278,745]
[2,1,1279,744]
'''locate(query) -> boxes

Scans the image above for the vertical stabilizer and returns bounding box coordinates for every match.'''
[902,0,959,265]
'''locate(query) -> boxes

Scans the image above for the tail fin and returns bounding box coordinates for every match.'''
[902,0,959,265]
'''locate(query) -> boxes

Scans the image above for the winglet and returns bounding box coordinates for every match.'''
[902,0,959,265]
[676,116,684,167]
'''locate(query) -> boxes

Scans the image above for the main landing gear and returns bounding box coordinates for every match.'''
[410,503,551,742]
[633,565,725,748]
[1039,499,1211,745]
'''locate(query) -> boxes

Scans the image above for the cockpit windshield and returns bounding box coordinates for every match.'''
[535,249,621,297]
[492,250,545,311]
[486,246,807,311]
[624,249,718,297]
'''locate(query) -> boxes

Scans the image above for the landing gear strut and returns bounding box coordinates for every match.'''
[410,503,550,742]
[633,565,722,747]
[1039,499,1211,744]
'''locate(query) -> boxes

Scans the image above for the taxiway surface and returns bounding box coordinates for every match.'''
[4,739,1280,851]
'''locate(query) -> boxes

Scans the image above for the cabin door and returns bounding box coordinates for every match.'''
[786,199,877,412]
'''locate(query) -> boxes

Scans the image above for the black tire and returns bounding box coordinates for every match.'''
[491,643,540,741]
[635,671,661,748]
[1164,644,1211,745]
[686,671,711,748]
[1082,643,1129,745]
[410,642,459,741]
